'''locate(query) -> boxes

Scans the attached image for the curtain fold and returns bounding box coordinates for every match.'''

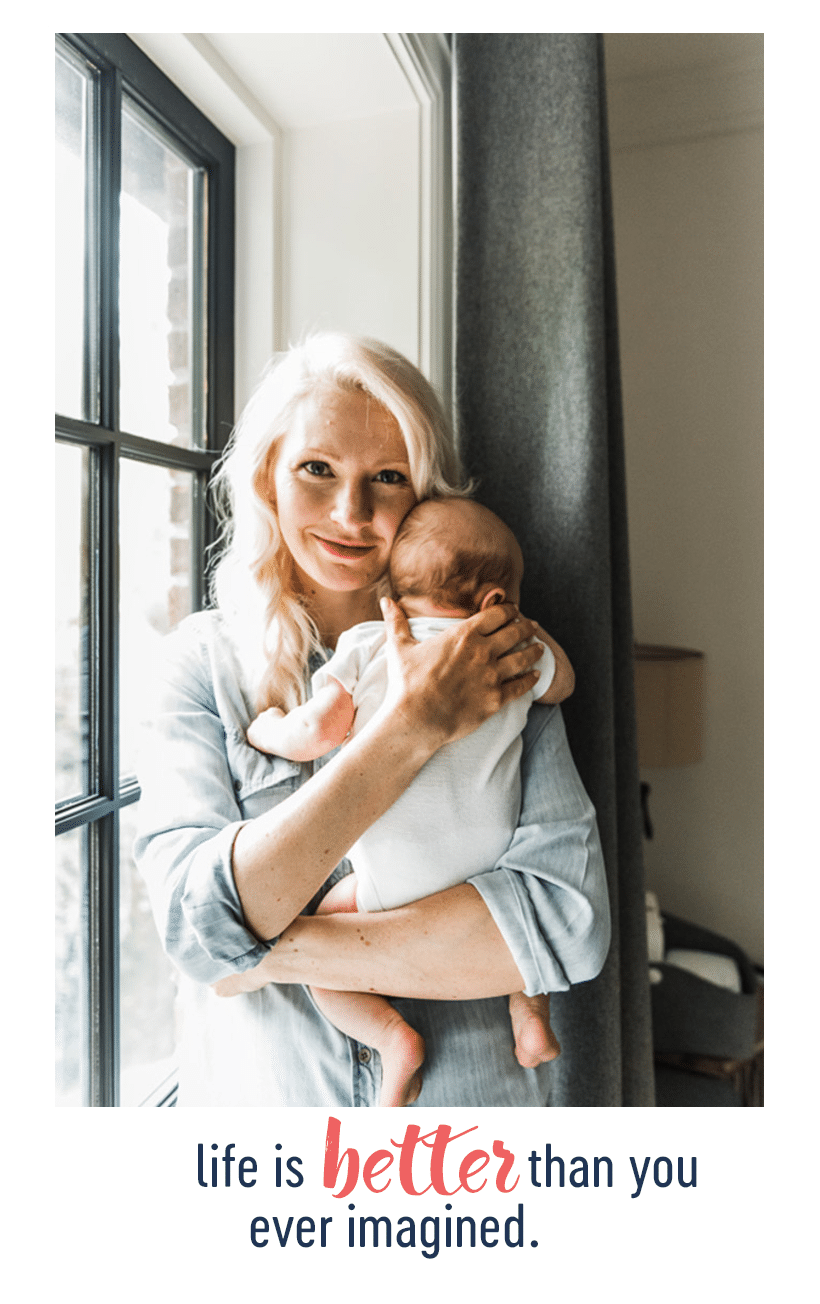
[454,33,654,1105]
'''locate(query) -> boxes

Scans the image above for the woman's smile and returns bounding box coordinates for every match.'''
[314,535,379,559]
[270,383,417,613]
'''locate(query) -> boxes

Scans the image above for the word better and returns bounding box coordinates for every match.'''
[324,1116,518,1197]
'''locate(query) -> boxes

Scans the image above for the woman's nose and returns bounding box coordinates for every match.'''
[330,480,372,529]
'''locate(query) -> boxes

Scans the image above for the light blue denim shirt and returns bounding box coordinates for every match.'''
[134,611,610,1106]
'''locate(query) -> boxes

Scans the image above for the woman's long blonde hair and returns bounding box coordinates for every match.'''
[210,333,469,711]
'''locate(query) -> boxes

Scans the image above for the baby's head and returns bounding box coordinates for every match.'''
[389,497,524,617]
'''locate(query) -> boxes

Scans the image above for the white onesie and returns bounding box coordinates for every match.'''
[311,618,554,912]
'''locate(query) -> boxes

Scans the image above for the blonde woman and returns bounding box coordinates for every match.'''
[135,333,610,1106]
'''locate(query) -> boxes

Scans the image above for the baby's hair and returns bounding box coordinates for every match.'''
[390,497,521,613]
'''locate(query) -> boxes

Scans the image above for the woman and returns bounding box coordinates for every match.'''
[135,333,610,1106]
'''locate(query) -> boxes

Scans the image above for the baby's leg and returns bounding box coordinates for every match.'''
[507,992,561,1068]
[311,987,425,1108]
[314,874,360,916]
[312,877,425,1108]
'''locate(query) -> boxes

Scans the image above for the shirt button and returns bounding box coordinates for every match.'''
[357,1047,371,1064]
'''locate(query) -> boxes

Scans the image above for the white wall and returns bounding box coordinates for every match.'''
[286,109,420,363]
[606,36,763,962]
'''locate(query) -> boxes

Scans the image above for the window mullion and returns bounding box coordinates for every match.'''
[190,167,206,448]
[81,56,100,424]
[92,58,121,1104]
[98,441,120,802]
[98,62,120,434]
[207,157,234,457]
[86,816,119,1106]
[95,813,120,1107]
[87,437,120,1106]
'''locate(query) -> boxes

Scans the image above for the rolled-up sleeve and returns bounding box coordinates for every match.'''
[468,704,611,996]
[133,620,274,984]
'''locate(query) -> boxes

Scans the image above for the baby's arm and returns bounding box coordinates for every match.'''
[531,624,575,705]
[246,678,355,763]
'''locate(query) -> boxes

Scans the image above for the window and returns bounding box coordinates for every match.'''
[55,34,234,1106]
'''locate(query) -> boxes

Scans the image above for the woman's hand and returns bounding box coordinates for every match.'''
[379,597,544,748]
[212,963,272,998]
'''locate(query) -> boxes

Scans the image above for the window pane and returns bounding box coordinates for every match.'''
[56,443,91,802]
[119,804,179,1105]
[119,460,194,778]
[56,827,87,1106]
[55,47,96,421]
[119,98,206,447]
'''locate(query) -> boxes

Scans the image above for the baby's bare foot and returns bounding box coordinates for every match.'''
[513,1012,561,1068]
[377,1015,425,1107]
[508,992,561,1069]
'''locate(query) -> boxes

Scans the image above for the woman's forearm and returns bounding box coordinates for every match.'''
[233,708,437,940]
[221,884,525,999]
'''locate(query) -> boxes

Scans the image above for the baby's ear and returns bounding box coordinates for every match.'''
[479,587,507,611]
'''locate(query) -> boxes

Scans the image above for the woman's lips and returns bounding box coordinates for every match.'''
[315,535,377,559]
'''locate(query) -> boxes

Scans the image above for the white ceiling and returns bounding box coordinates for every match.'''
[205,33,416,128]
[132,33,416,134]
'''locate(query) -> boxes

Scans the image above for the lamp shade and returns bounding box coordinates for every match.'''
[634,644,705,767]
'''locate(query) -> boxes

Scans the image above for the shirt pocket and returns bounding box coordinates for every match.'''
[223,724,303,811]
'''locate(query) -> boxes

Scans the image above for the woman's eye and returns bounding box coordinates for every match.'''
[374,469,408,485]
[302,461,332,476]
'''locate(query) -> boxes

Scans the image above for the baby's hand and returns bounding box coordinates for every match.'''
[246,707,285,753]
[526,620,575,704]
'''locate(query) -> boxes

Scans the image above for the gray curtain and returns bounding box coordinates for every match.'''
[454,33,654,1105]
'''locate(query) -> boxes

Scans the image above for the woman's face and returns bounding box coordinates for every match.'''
[270,384,417,598]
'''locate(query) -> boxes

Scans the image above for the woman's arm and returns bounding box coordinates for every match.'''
[467,703,610,994]
[216,882,523,999]
[135,603,545,980]
[216,704,610,1000]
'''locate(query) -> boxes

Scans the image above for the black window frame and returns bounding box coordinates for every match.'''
[55,33,235,1106]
